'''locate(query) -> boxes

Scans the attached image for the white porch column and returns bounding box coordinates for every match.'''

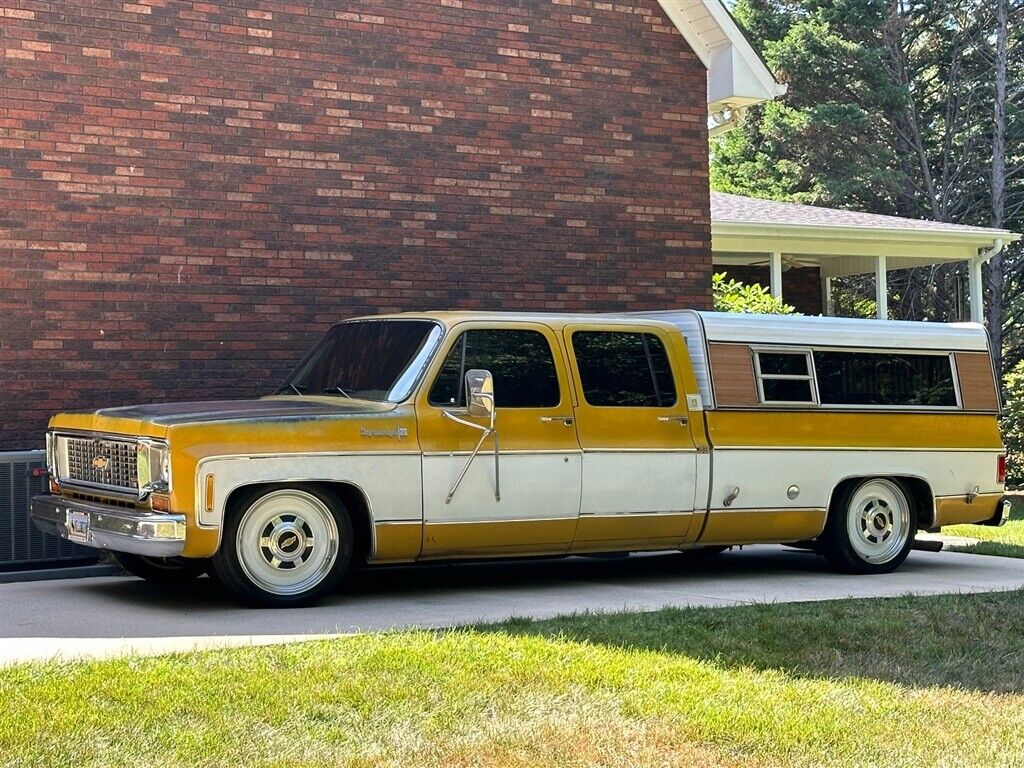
[969,256,984,323]
[875,254,888,320]
[769,252,783,300]
[821,276,833,316]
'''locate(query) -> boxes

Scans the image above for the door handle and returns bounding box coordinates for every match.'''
[540,416,574,426]
[657,416,689,425]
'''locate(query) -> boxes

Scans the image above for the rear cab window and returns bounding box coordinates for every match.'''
[570,331,677,407]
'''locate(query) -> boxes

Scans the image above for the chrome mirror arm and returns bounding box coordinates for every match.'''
[442,400,499,504]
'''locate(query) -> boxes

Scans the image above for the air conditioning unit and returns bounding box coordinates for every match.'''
[0,450,98,570]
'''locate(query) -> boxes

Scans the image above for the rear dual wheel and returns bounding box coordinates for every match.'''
[820,478,917,574]
[211,485,353,608]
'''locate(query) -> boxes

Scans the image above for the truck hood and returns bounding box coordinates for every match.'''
[50,397,394,436]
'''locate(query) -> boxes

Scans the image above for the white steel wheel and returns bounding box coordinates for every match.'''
[236,489,339,596]
[846,479,912,565]
[820,477,917,574]
[213,485,352,607]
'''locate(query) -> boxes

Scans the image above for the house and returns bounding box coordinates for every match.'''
[0,0,783,451]
[0,0,1016,458]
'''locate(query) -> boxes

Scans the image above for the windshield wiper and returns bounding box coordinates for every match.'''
[322,386,353,399]
[276,383,304,396]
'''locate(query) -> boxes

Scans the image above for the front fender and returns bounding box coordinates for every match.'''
[184,451,422,557]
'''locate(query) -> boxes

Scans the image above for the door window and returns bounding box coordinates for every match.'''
[571,331,677,407]
[428,329,561,408]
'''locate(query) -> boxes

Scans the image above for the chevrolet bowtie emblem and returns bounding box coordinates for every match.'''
[92,455,110,471]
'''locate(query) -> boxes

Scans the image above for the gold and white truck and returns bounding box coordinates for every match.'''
[32,311,1009,606]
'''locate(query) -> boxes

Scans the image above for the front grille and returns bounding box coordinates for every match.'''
[61,435,138,494]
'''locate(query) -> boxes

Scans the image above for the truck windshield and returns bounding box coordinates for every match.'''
[276,320,442,402]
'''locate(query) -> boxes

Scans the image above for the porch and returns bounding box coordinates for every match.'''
[711,193,1021,321]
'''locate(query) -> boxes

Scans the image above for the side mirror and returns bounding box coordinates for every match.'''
[442,368,500,504]
[465,369,495,419]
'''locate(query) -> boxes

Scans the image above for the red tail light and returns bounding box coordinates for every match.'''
[998,454,1007,485]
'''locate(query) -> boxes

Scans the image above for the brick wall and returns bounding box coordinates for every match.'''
[0,0,711,450]
[715,265,823,315]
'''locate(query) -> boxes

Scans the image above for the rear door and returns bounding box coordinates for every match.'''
[562,324,699,551]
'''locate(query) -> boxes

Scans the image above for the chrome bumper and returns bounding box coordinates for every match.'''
[983,497,1013,527]
[30,494,186,557]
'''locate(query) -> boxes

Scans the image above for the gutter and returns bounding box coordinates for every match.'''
[978,237,1006,263]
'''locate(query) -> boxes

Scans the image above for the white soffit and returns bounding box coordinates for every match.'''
[656,0,788,113]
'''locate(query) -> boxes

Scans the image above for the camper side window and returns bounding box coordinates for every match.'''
[753,350,817,405]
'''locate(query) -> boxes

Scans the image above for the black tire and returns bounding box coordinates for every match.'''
[211,484,353,608]
[819,478,917,575]
[113,552,208,582]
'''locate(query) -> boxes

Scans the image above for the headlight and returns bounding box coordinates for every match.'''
[137,439,171,494]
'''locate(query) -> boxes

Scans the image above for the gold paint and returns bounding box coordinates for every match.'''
[699,508,827,545]
[182,528,219,558]
[570,512,694,551]
[371,522,422,562]
[934,493,1002,528]
[707,410,1002,451]
[421,518,577,557]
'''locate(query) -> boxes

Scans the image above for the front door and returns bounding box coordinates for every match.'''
[417,322,582,557]
[562,324,699,551]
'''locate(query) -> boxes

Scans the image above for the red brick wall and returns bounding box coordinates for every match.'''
[715,265,823,315]
[0,0,711,450]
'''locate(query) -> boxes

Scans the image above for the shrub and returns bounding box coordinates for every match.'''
[1002,361,1024,489]
[712,272,797,315]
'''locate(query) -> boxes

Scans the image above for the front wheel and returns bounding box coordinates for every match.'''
[820,478,917,574]
[212,485,352,608]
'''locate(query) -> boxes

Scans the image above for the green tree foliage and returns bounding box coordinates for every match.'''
[712,0,1023,349]
[1002,361,1024,487]
[712,272,797,314]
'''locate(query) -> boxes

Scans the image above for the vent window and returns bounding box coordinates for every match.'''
[754,351,816,404]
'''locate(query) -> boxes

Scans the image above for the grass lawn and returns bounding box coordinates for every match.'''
[5,591,1024,767]
[946,494,1024,558]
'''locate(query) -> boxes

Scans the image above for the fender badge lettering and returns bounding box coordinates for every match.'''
[360,426,409,440]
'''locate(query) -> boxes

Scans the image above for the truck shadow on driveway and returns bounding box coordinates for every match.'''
[86,544,982,616]
[72,546,1024,694]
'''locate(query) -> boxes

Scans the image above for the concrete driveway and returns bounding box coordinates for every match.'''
[3,545,1023,665]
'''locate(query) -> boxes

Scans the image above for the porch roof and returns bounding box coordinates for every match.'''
[711,192,1019,277]
[709,192,1021,321]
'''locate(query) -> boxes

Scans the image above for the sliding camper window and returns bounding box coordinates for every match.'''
[814,350,958,408]
[571,331,677,407]
[753,350,817,404]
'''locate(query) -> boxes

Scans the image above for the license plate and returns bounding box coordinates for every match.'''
[66,510,91,543]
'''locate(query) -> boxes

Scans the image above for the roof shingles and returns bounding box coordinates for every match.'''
[711,192,1011,235]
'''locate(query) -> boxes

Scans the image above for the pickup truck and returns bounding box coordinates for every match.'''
[32,310,1009,606]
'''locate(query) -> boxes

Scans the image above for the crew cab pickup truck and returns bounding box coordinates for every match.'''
[32,311,1009,606]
